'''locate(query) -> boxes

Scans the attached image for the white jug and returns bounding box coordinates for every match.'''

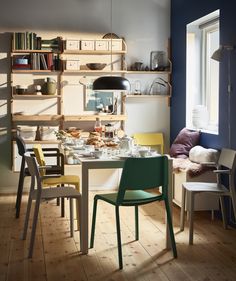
[119,136,134,151]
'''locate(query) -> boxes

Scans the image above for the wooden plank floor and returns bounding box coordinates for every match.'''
[0,192,236,281]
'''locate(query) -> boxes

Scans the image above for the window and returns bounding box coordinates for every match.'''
[186,10,219,134]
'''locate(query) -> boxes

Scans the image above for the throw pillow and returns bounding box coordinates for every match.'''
[170,128,200,158]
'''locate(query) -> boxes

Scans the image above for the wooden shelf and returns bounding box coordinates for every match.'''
[12,49,60,54]
[62,70,126,74]
[12,70,61,74]
[126,70,171,74]
[125,94,170,98]
[12,95,61,100]
[64,114,127,122]
[13,140,60,144]
[12,114,62,122]
[62,50,126,55]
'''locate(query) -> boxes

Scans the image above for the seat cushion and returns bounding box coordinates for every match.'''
[43,175,80,190]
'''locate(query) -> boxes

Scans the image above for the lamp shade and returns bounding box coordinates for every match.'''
[211,46,223,61]
[92,76,131,91]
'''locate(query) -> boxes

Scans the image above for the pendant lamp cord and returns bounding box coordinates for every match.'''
[227,49,232,148]
[110,0,113,71]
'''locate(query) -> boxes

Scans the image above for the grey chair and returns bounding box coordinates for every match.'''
[22,152,82,258]
[180,148,236,244]
[14,134,65,218]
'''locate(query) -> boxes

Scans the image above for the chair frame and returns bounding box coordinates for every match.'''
[180,148,236,244]
[90,156,177,269]
[14,134,64,218]
[22,152,81,258]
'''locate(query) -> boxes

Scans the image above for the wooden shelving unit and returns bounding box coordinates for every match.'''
[12,114,62,122]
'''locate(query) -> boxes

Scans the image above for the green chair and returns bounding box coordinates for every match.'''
[90,156,177,269]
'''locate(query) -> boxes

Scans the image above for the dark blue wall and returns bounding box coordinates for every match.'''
[170,0,236,150]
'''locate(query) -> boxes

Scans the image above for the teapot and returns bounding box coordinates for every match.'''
[119,136,134,151]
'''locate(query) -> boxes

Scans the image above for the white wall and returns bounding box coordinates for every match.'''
[0,0,170,191]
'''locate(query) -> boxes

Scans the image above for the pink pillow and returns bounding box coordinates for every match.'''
[170,128,200,159]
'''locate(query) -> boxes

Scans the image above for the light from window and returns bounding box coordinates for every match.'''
[186,10,219,134]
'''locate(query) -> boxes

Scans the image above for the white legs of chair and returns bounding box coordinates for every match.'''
[180,186,186,232]
[189,191,194,245]
[180,186,194,245]
[219,196,227,229]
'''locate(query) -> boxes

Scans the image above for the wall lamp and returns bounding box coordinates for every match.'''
[211,45,236,148]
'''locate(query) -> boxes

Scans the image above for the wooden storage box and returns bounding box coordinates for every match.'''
[65,39,80,50]
[95,40,109,51]
[65,60,80,70]
[81,40,95,51]
[108,39,123,51]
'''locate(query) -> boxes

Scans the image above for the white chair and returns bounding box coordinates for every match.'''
[180,148,236,244]
[22,152,82,258]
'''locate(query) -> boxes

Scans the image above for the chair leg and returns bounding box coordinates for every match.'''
[22,176,35,240]
[180,186,186,231]
[189,191,195,245]
[135,205,139,240]
[230,187,236,223]
[56,198,60,206]
[28,192,41,258]
[22,194,32,240]
[15,160,26,218]
[76,198,80,231]
[219,196,228,229]
[164,198,177,258]
[61,197,65,217]
[90,198,98,249]
[115,206,123,270]
[69,198,74,237]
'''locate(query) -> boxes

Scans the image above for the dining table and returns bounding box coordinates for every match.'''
[75,154,174,255]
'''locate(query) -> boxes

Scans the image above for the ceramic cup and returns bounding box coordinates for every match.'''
[93,150,103,159]
[139,149,149,157]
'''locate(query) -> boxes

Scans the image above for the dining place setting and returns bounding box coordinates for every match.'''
[59,128,161,164]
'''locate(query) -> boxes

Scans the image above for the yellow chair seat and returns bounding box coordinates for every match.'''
[42,175,80,191]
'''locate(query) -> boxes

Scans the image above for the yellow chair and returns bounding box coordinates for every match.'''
[133,132,164,154]
[33,144,80,228]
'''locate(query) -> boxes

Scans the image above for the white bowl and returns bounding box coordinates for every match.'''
[93,150,103,159]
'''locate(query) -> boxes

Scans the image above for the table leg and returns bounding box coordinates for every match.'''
[166,158,173,249]
[80,164,89,254]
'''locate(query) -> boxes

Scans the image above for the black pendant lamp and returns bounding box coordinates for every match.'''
[92,0,130,92]
[93,76,130,91]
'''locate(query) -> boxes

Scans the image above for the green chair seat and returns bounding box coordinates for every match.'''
[95,190,163,206]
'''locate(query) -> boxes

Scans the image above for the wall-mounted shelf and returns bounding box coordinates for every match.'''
[12,70,61,74]
[62,70,126,74]
[62,50,126,55]
[11,49,60,54]
[126,70,171,74]
[64,114,127,122]
[12,95,61,100]
[12,114,62,122]
[125,94,170,98]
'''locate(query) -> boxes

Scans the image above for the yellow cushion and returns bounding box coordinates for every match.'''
[43,175,80,191]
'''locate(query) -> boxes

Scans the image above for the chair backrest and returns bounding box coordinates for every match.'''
[33,144,46,176]
[218,148,236,187]
[133,133,164,154]
[15,134,27,156]
[218,148,236,170]
[24,152,42,191]
[116,156,169,204]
